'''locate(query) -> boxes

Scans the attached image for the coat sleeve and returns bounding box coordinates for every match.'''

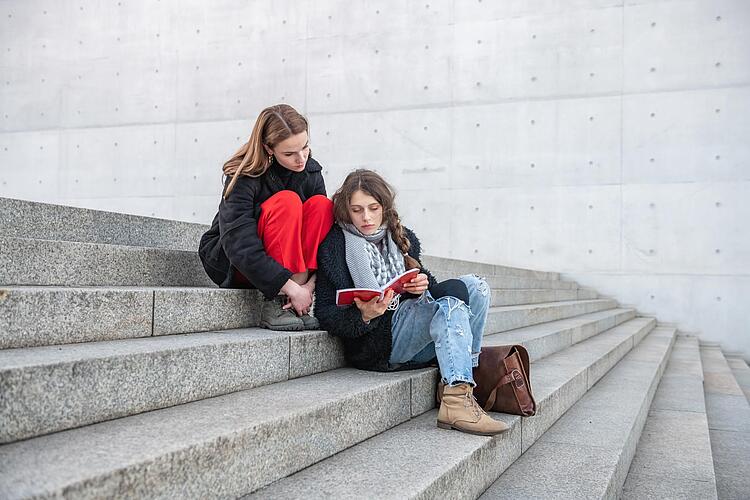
[218,177,292,297]
[311,170,327,197]
[314,234,382,339]
[305,158,327,197]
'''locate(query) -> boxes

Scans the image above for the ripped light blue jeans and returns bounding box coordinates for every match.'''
[389,274,491,386]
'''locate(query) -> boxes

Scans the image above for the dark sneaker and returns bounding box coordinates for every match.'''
[260,297,304,331]
[299,314,320,330]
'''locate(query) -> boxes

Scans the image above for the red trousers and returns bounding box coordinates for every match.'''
[236,191,334,285]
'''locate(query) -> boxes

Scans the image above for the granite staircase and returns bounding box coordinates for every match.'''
[0,197,746,499]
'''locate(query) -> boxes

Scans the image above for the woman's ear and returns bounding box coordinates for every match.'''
[263,144,274,156]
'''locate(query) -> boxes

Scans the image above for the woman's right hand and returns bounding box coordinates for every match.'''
[281,281,313,316]
[354,289,395,323]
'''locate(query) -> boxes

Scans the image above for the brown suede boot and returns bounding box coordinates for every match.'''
[437,383,509,436]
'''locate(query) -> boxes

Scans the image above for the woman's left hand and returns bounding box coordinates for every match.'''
[403,273,429,294]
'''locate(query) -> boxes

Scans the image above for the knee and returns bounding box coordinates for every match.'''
[460,274,490,299]
[304,194,333,209]
[303,194,334,216]
[266,190,303,215]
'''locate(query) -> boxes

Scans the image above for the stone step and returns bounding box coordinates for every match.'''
[0,367,438,499]
[0,237,215,287]
[485,298,617,336]
[483,308,636,362]
[477,273,578,290]
[480,327,676,499]
[621,335,718,499]
[724,354,750,403]
[421,254,559,281]
[0,196,207,251]
[249,318,663,499]
[0,285,603,349]
[0,307,632,443]
[0,286,261,349]
[489,287,596,306]
[0,197,561,283]
[0,328,345,444]
[0,317,657,499]
[0,235,574,291]
[700,345,750,499]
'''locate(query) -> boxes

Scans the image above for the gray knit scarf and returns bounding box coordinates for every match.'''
[340,222,406,291]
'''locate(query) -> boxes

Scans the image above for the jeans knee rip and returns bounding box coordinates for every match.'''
[436,296,469,321]
[472,274,489,297]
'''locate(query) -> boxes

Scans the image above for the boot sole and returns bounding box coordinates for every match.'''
[436,420,509,436]
[260,321,305,332]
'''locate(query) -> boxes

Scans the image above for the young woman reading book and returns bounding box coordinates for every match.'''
[315,169,508,436]
[198,104,334,331]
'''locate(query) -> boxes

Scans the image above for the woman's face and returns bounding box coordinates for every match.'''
[348,190,383,235]
[267,131,309,172]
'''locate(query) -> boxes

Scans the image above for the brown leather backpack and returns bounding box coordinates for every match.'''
[472,345,537,416]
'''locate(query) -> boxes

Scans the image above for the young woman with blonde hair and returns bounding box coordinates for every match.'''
[199,104,334,330]
[314,169,508,436]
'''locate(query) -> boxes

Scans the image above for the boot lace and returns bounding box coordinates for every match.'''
[463,388,485,419]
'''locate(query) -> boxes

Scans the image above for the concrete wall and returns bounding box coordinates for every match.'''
[1,0,748,355]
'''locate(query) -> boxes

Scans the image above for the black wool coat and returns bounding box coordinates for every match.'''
[315,224,438,372]
[198,158,326,297]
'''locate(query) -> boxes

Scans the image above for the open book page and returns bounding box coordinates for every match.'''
[335,268,420,306]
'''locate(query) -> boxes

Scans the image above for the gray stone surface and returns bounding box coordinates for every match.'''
[240,313,652,498]
[625,410,716,485]
[0,286,153,348]
[0,237,214,286]
[251,410,522,500]
[622,476,721,500]
[482,327,675,499]
[153,287,262,336]
[621,335,718,499]
[726,355,750,403]
[489,288,579,306]
[0,329,293,443]
[576,288,598,300]
[480,441,622,499]
[483,308,636,362]
[288,329,346,379]
[701,346,750,500]
[408,368,439,417]
[0,196,208,251]
[704,392,750,434]
[0,369,417,499]
[705,429,750,500]
[485,298,617,335]
[521,319,659,452]
[482,274,578,290]
[422,254,558,281]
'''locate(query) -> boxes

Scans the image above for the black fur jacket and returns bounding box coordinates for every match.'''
[315,224,438,371]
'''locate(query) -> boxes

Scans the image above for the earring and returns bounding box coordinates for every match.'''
[268,154,274,165]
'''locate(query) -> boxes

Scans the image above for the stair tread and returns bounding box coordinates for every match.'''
[249,319,662,499]
[621,335,718,499]
[477,327,675,499]
[700,345,750,499]
[0,318,656,499]
[1,309,634,443]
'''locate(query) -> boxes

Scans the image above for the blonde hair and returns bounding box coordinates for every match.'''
[222,104,309,198]
[332,169,421,270]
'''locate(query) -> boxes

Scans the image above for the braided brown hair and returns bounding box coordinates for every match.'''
[332,169,421,270]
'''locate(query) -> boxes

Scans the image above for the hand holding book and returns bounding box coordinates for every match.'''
[336,268,422,307]
[355,289,396,323]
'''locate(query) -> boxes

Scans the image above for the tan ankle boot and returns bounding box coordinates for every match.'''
[437,383,509,436]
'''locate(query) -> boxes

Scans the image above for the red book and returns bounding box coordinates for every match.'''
[335,268,421,307]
